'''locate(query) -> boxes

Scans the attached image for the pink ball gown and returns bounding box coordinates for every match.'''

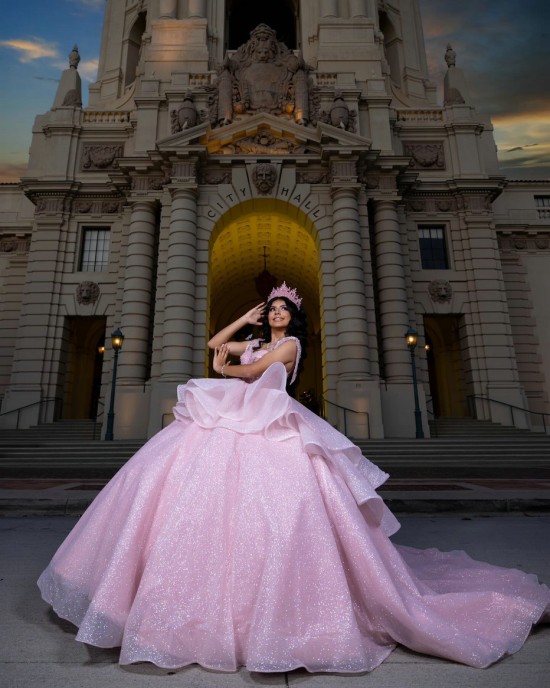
[38,337,550,673]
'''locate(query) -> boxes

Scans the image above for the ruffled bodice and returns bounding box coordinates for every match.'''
[239,336,302,384]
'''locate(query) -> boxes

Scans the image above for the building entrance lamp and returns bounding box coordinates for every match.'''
[105,328,124,441]
[405,326,424,439]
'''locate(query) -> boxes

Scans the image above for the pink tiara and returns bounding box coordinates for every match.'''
[268,282,302,309]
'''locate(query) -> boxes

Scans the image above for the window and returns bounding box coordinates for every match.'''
[80,228,110,272]
[418,226,449,269]
[535,196,550,219]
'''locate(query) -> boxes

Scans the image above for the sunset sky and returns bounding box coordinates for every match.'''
[0,0,548,182]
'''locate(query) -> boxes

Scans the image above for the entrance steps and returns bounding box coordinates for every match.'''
[1,417,549,480]
[0,419,104,441]
[355,417,550,479]
[428,416,542,437]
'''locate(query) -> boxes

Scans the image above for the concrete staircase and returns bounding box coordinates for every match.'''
[354,417,550,479]
[1,417,549,480]
[0,420,144,479]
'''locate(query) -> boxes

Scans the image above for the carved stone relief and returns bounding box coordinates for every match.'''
[252,163,277,195]
[296,170,329,184]
[81,144,124,171]
[76,281,100,305]
[405,196,457,214]
[208,24,312,127]
[0,235,30,254]
[499,234,550,253]
[217,130,309,155]
[200,170,232,185]
[35,197,70,214]
[317,91,357,132]
[428,279,453,304]
[403,142,445,170]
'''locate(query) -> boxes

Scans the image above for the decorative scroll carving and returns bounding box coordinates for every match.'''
[0,235,30,254]
[405,196,457,213]
[209,24,312,127]
[252,163,277,195]
[403,142,445,169]
[35,197,70,214]
[76,281,100,305]
[296,170,329,184]
[81,144,123,170]
[75,200,93,213]
[200,170,232,185]
[499,234,550,253]
[102,200,122,214]
[428,279,452,304]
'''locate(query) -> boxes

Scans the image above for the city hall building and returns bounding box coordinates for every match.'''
[1,0,549,439]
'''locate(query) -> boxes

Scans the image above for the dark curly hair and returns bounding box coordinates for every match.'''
[254,296,308,393]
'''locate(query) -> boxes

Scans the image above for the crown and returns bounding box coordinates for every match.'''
[267,282,302,309]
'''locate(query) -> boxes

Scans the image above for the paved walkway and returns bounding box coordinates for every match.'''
[1,514,549,688]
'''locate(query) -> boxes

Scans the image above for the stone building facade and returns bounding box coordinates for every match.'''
[1,0,549,439]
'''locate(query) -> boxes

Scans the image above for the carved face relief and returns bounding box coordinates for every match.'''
[252,163,277,195]
[428,279,452,304]
[76,281,100,305]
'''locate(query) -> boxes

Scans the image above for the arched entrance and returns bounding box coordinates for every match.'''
[208,199,322,406]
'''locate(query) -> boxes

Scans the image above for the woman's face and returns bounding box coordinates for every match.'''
[268,299,292,330]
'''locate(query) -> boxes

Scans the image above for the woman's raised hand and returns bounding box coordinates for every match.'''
[244,302,265,327]
[213,343,230,374]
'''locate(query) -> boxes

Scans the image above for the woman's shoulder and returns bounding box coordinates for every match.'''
[272,336,299,349]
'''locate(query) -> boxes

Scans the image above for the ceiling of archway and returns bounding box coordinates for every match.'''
[209,209,320,335]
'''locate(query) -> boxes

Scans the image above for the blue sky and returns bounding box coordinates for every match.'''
[0,0,548,181]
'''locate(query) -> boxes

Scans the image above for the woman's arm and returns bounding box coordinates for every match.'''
[207,302,264,356]
[213,340,297,379]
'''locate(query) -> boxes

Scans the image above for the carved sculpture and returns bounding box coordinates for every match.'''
[82,144,123,170]
[210,24,311,127]
[428,279,452,304]
[171,91,199,133]
[76,281,100,306]
[252,163,277,195]
[404,142,445,169]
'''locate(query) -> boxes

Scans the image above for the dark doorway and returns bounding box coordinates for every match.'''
[424,315,467,417]
[226,0,297,50]
[61,317,106,419]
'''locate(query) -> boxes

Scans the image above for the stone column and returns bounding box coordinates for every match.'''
[321,0,339,18]
[188,0,207,18]
[330,169,384,437]
[159,0,177,18]
[331,186,370,378]
[350,0,368,17]
[118,200,157,384]
[161,186,198,380]
[373,199,411,381]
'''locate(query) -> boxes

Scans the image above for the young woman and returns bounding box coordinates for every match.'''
[38,283,549,673]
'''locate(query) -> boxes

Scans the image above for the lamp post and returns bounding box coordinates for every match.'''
[105,328,124,441]
[405,326,424,439]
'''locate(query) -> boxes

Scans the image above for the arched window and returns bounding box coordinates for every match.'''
[125,12,147,88]
[226,0,297,51]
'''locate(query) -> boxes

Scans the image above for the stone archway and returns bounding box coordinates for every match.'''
[208,199,322,405]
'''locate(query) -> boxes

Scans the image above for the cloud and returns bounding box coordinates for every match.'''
[0,38,60,63]
[0,162,28,183]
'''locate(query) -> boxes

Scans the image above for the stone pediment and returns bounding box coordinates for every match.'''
[156,113,371,157]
